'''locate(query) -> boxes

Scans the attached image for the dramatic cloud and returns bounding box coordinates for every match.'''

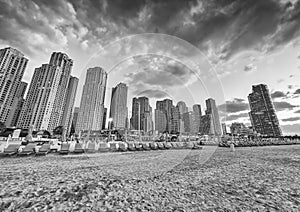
[138,89,169,99]
[271,91,286,99]
[273,101,297,111]
[1,0,300,64]
[225,112,249,122]
[124,55,196,95]
[295,110,300,113]
[282,117,300,122]
[294,88,300,94]
[277,79,285,83]
[244,64,257,72]
[233,98,246,103]
[281,124,300,135]
[218,99,249,113]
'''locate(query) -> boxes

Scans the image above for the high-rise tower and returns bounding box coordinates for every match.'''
[156,99,173,133]
[61,76,79,135]
[7,81,27,127]
[18,52,74,131]
[109,83,128,129]
[199,98,222,136]
[76,67,107,132]
[193,104,202,133]
[0,47,28,126]
[130,97,153,133]
[248,84,281,136]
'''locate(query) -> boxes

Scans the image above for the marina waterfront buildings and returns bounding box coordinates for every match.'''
[61,76,79,135]
[155,99,173,133]
[17,52,77,132]
[199,98,222,136]
[221,123,227,135]
[130,97,153,133]
[71,107,80,131]
[7,81,27,127]
[0,47,285,138]
[0,47,28,127]
[154,109,167,133]
[192,104,202,133]
[109,83,128,129]
[248,84,282,137]
[205,98,222,136]
[76,67,107,132]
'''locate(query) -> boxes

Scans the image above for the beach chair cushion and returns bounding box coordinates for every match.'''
[157,143,165,149]
[142,143,151,150]
[164,142,172,149]
[177,142,185,149]
[149,143,158,150]
[37,144,51,155]
[3,144,20,155]
[127,143,136,151]
[74,143,84,153]
[0,144,20,157]
[98,142,109,152]
[118,142,127,151]
[85,142,96,153]
[109,143,119,152]
[134,143,143,151]
[19,143,36,155]
[60,143,70,154]
[170,142,179,149]
[184,142,194,149]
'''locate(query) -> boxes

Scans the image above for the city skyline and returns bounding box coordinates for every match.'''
[0,47,290,136]
[0,0,299,134]
[17,52,75,132]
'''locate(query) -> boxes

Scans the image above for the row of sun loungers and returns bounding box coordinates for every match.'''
[0,141,203,157]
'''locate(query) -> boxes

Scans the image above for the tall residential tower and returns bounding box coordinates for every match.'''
[109,83,128,129]
[130,97,153,133]
[0,47,28,126]
[76,67,107,132]
[61,76,79,134]
[18,52,74,131]
[248,84,281,136]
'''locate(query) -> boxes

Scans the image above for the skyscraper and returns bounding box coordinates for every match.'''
[176,101,188,133]
[109,83,128,129]
[171,106,180,133]
[176,101,188,114]
[230,122,246,134]
[199,114,214,135]
[182,111,193,133]
[155,109,167,133]
[221,123,227,135]
[130,97,153,133]
[49,53,74,130]
[18,52,74,131]
[102,108,107,130]
[248,84,281,136]
[72,107,80,132]
[199,98,222,136]
[156,99,173,133]
[6,81,27,127]
[205,98,222,136]
[61,76,79,135]
[76,67,107,132]
[0,47,28,126]
[193,104,202,133]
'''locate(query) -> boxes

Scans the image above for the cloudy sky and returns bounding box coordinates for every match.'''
[0,0,300,134]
